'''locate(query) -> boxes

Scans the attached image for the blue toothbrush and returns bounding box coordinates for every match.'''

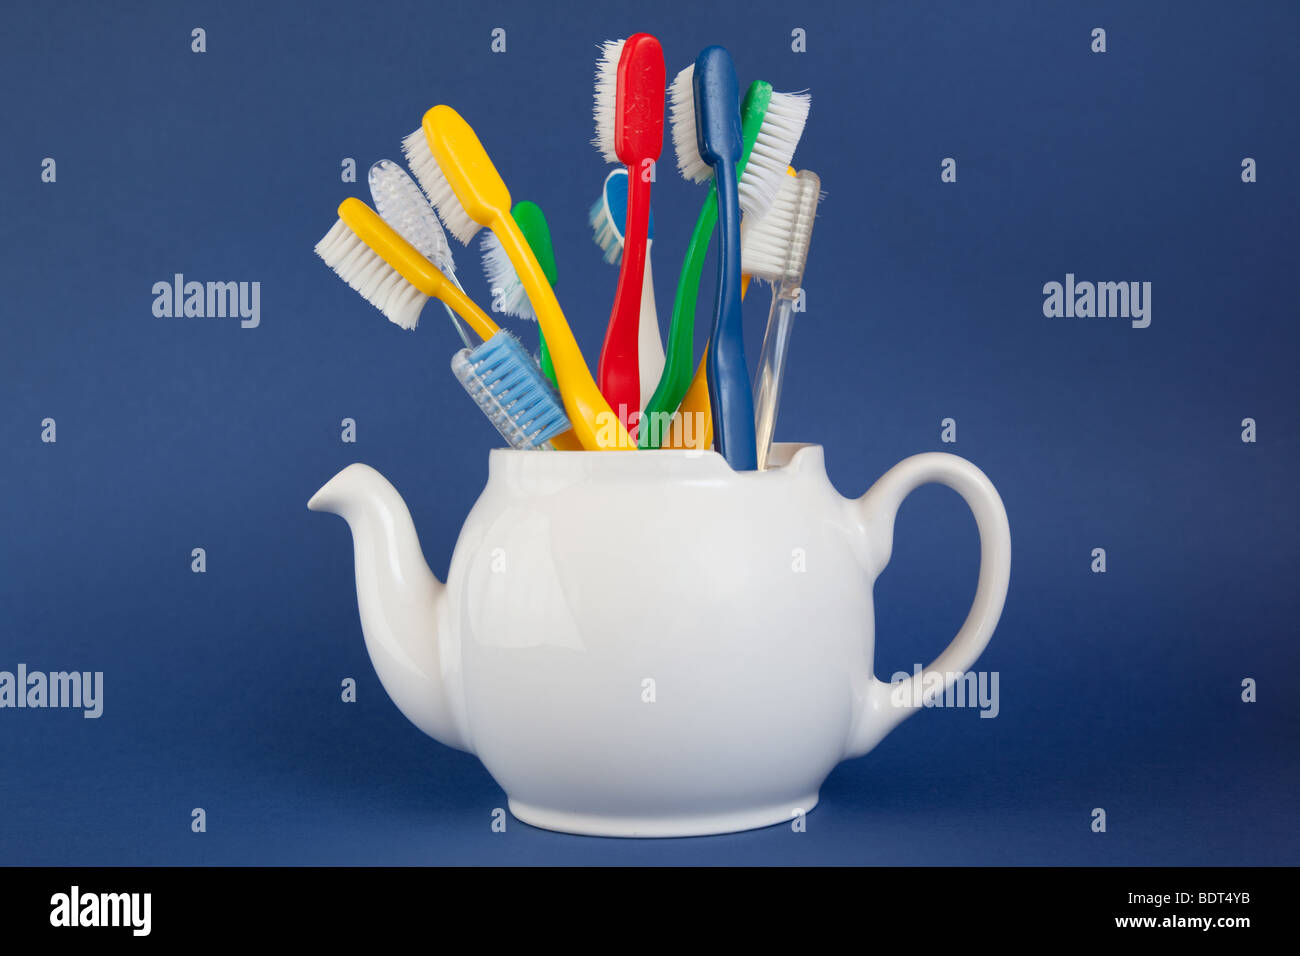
[693,46,756,470]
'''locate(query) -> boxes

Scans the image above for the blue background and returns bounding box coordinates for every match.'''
[2,0,1297,865]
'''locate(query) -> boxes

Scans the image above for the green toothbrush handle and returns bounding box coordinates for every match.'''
[638,184,717,448]
[538,329,557,389]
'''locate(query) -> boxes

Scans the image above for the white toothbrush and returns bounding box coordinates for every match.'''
[367,159,473,348]
[740,169,822,470]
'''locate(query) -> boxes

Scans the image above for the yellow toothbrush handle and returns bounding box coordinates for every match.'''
[338,197,500,341]
[435,280,500,342]
[492,216,631,450]
[665,353,712,450]
[664,274,751,450]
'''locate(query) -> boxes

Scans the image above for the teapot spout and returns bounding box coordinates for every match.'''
[309,464,470,753]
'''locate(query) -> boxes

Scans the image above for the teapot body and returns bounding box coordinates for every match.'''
[443,443,878,837]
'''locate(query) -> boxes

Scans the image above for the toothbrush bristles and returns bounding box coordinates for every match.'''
[740,171,820,285]
[368,159,457,277]
[669,64,710,184]
[401,127,481,246]
[738,91,811,220]
[588,196,623,265]
[314,218,428,330]
[480,232,535,320]
[451,332,570,449]
[591,39,626,163]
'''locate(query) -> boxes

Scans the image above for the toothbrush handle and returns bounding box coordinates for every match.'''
[753,294,796,470]
[536,323,576,447]
[636,244,664,411]
[597,165,650,433]
[439,305,473,348]
[661,274,751,450]
[493,216,630,451]
[707,161,756,471]
[435,275,500,343]
[639,187,715,447]
[664,352,712,449]
[442,271,475,348]
[538,329,557,387]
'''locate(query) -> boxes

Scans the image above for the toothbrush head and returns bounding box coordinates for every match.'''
[451,331,571,449]
[588,192,622,265]
[480,233,530,319]
[367,159,457,278]
[592,34,665,166]
[482,200,556,320]
[737,86,810,220]
[403,105,512,245]
[589,168,655,265]
[668,63,710,183]
[692,46,742,170]
[741,169,821,288]
[315,197,452,330]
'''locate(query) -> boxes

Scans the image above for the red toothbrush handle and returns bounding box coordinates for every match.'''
[598,165,650,434]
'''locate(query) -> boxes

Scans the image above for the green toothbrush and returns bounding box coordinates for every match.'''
[512,201,560,388]
[639,80,808,447]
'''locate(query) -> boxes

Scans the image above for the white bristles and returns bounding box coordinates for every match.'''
[480,232,534,320]
[592,39,625,163]
[741,170,821,286]
[401,126,481,245]
[314,218,428,330]
[738,90,811,219]
[588,195,622,264]
[669,64,710,184]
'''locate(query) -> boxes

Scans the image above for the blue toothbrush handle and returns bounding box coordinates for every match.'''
[706,161,757,471]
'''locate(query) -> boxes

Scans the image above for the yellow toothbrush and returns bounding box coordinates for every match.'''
[332,197,500,339]
[404,105,631,451]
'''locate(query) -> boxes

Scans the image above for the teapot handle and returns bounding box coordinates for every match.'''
[845,452,1011,758]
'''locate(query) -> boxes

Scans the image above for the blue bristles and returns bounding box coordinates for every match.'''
[450,331,570,449]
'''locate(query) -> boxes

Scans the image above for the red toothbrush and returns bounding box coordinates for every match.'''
[592,34,665,435]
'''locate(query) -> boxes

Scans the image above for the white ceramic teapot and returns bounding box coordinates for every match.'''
[309,443,1010,837]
